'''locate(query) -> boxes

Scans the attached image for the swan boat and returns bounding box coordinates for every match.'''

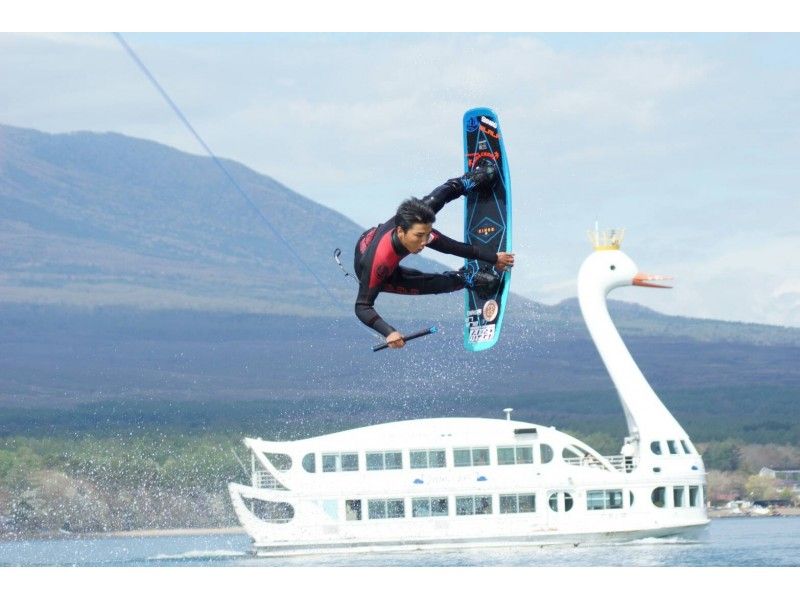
[228,230,709,556]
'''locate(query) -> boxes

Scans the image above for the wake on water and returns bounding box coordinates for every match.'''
[623,537,704,545]
[146,549,247,562]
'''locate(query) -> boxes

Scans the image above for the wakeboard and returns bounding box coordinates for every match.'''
[462,107,512,352]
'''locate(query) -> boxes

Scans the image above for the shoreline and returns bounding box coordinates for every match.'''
[708,506,800,518]
[0,526,246,542]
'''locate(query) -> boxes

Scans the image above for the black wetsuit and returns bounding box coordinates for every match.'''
[354,177,498,337]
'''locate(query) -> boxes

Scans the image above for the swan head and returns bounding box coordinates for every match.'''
[578,249,672,297]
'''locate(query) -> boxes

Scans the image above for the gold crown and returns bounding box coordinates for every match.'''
[588,227,624,251]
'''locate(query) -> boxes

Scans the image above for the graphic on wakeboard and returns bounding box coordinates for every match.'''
[462,107,512,351]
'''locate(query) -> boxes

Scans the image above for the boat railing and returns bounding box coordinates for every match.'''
[254,469,288,490]
[563,455,634,472]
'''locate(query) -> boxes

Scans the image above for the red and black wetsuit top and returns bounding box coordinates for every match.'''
[353,179,497,337]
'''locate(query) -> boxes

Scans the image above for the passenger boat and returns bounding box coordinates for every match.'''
[228,229,709,556]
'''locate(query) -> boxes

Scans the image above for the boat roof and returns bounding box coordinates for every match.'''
[245,416,592,453]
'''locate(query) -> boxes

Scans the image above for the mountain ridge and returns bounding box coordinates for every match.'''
[3,122,799,339]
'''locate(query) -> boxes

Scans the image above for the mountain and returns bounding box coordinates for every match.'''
[3,123,799,339]
[0,123,474,317]
[2,124,799,444]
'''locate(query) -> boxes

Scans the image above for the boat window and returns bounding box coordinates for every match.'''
[516,446,534,464]
[472,496,492,515]
[500,493,536,514]
[540,444,554,464]
[455,497,472,515]
[498,446,534,465]
[454,447,491,467]
[412,498,430,517]
[456,495,493,516]
[587,489,623,510]
[322,454,336,472]
[667,440,678,455]
[651,487,666,508]
[386,452,403,470]
[366,451,403,471]
[681,440,692,454]
[673,486,685,507]
[454,449,471,467]
[345,499,362,521]
[548,491,572,512]
[412,497,449,518]
[250,499,294,524]
[689,486,699,507]
[387,499,405,518]
[366,453,382,470]
[586,490,604,510]
[629,491,634,507]
[410,451,427,468]
[261,454,289,473]
[302,453,316,473]
[322,452,359,473]
[341,453,359,471]
[650,441,662,455]
[368,499,386,519]
[368,498,405,519]
[500,495,516,513]
[410,449,446,469]
[431,450,446,468]
[520,494,536,512]
[562,446,583,460]
[497,447,515,465]
[264,453,292,471]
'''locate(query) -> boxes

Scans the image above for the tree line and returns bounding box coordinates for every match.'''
[2,432,798,538]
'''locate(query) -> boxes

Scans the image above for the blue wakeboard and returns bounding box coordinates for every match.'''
[462,107,512,352]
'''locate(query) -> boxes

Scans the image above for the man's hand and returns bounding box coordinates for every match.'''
[386,331,405,349]
[495,252,515,271]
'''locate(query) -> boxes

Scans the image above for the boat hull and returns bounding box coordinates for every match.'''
[230,478,709,558]
[247,523,709,558]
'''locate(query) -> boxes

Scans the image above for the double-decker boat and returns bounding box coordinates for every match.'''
[228,230,709,556]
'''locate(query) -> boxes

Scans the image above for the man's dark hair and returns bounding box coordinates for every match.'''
[394,198,436,231]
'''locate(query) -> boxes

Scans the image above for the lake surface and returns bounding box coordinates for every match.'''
[1,516,799,567]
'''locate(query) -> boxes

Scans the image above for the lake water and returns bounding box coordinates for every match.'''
[1,516,799,567]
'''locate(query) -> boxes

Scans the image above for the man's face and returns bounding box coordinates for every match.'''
[397,223,433,254]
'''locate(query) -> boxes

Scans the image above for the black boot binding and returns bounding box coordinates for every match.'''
[461,158,497,193]
[452,263,501,299]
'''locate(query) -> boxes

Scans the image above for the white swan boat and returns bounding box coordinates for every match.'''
[228,229,709,556]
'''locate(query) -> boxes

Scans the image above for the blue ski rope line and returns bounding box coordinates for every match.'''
[112,33,344,312]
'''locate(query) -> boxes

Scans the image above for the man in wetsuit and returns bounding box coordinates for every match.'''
[354,161,515,349]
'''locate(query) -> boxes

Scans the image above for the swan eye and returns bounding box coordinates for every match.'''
[610,265,616,271]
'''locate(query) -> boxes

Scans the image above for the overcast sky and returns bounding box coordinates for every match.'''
[2,31,799,327]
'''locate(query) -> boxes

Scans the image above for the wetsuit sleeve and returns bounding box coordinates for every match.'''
[427,229,498,264]
[355,264,396,338]
[420,178,465,214]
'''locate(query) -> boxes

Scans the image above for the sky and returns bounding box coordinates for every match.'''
[2,8,800,328]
